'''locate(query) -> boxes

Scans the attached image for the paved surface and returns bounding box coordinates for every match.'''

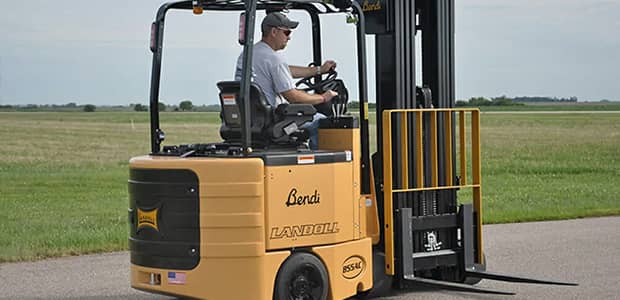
[1,216,618,300]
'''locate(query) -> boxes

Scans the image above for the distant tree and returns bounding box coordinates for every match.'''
[348,101,360,109]
[83,104,96,112]
[344,101,376,110]
[491,95,512,106]
[158,102,166,112]
[190,104,221,112]
[455,100,468,107]
[66,102,77,108]
[179,100,193,111]
[513,96,578,103]
[468,97,492,106]
[134,104,148,112]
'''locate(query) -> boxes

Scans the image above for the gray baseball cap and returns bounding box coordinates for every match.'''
[261,12,299,33]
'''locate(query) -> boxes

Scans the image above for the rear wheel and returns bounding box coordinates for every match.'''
[274,252,328,300]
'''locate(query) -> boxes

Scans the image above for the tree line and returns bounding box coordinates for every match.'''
[456,95,579,107]
[0,101,220,112]
[0,95,594,112]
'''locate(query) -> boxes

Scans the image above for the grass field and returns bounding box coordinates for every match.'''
[1,110,619,262]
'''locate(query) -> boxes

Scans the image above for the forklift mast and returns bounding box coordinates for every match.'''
[360,0,460,271]
[363,1,574,292]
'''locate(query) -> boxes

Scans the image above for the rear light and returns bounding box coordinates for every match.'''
[150,273,161,285]
[150,23,157,52]
[137,271,161,285]
[238,12,246,45]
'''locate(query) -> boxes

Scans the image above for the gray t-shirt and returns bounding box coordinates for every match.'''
[235,41,295,107]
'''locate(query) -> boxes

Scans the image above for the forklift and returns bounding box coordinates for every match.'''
[128,0,576,299]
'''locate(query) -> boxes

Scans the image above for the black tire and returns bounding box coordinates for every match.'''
[274,252,329,300]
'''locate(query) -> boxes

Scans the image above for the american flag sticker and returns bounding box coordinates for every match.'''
[297,154,315,164]
[168,272,187,285]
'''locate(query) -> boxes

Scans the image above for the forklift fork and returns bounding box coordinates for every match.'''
[463,270,578,286]
[403,269,577,296]
[398,207,577,295]
[403,275,515,295]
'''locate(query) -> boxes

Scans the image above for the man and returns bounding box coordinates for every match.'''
[235,12,338,149]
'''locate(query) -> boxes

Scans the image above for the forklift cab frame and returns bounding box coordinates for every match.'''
[147,0,371,181]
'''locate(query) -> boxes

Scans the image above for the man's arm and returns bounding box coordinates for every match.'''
[289,60,337,78]
[281,89,338,105]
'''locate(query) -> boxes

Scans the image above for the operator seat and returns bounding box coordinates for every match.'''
[217,81,316,148]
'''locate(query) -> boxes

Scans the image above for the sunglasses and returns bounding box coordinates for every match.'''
[277,27,291,36]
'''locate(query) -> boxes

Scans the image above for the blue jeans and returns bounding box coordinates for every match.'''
[300,113,326,150]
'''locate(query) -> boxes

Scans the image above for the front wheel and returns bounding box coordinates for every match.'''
[274,252,328,300]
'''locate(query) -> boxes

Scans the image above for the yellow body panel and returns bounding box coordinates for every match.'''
[313,238,373,300]
[130,156,289,300]
[319,127,382,245]
[131,251,290,300]
[366,164,381,244]
[265,162,355,249]
[129,126,380,299]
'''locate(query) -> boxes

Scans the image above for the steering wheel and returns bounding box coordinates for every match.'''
[295,68,338,93]
[294,64,349,117]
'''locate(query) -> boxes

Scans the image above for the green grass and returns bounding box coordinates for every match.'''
[0,111,619,262]
[0,164,127,260]
[0,112,215,261]
[478,113,620,223]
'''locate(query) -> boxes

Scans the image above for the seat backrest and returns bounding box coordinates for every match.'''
[217,81,318,148]
[217,81,273,146]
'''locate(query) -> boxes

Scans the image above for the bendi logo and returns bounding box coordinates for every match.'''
[137,208,159,231]
[342,256,366,279]
[362,0,382,12]
[270,222,339,239]
[286,188,320,207]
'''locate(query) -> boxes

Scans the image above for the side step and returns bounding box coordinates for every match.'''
[403,275,515,295]
[464,270,578,286]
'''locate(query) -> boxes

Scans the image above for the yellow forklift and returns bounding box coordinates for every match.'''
[128,0,576,299]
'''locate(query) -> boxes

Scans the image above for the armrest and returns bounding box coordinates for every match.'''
[275,103,317,117]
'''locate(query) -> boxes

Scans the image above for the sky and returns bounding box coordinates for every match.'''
[0,0,619,106]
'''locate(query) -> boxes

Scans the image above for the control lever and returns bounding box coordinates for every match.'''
[330,95,346,119]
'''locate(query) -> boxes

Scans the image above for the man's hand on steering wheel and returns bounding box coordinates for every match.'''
[321,90,338,103]
[295,60,338,92]
[319,60,337,74]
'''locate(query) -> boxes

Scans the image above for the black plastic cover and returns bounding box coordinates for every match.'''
[129,169,200,270]
[318,115,359,129]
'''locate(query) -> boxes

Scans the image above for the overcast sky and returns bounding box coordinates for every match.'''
[1,0,619,106]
